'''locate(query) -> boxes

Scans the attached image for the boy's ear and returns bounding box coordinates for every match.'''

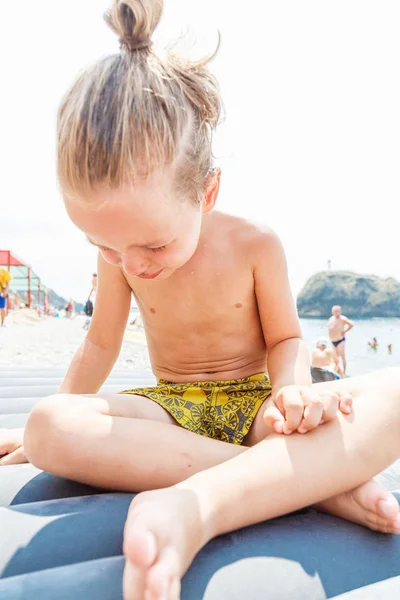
[202,169,221,214]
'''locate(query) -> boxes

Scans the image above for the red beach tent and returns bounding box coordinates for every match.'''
[0,250,43,309]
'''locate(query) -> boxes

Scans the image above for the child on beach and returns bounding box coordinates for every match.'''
[2,2,400,598]
[0,267,12,327]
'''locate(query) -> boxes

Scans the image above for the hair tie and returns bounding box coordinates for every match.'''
[119,37,153,52]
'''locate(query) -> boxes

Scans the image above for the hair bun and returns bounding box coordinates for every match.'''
[105,0,163,53]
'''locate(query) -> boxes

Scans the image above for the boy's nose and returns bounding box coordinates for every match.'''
[121,255,150,277]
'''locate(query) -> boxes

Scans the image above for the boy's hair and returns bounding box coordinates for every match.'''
[57,0,222,204]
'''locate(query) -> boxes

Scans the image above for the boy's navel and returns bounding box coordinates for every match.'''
[235,303,243,309]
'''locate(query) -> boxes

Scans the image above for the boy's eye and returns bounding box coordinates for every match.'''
[150,245,167,253]
[99,246,111,252]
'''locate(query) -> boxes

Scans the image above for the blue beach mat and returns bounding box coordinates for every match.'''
[0,368,399,600]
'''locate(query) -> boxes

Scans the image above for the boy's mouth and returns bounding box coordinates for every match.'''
[138,269,163,280]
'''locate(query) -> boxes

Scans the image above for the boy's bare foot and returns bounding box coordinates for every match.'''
[123,480,400,599]
[123,487,210,600]
[315,479,400,533]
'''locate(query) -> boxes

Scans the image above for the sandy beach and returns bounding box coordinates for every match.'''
[0,310,151,372]
[1,309,399,378]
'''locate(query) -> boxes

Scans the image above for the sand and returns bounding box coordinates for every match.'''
[0,310,151,371]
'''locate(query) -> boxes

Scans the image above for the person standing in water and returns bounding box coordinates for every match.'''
[368,337,378,350]
[328,305,354,375]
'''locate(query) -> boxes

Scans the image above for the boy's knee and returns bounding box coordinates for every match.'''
[388,366,400,386]
[376,368,400,422]
[377,367,400,397]
[24,394,81,469]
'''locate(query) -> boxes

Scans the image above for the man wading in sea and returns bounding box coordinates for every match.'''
[328,305,354,375]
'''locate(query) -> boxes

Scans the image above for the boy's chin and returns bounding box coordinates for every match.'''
[159,263,188,279]
[154,267,175,280]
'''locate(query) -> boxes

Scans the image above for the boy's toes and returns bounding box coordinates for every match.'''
[379,514,400,534]
[376,496,400,521]
[354,480,400,523]
[124,524,157,570]
[366,512,400,534]
[392,515,400,533]
[123,560,146,600]
[147,546,180,600]
[168,577,181,600]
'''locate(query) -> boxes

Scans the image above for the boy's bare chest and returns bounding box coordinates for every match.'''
[129,258,257,333]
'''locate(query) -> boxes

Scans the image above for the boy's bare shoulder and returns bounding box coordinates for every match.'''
[215,211,280,252]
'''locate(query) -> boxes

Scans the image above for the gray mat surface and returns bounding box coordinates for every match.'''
[332,576,400,599]
[0,368,400,600]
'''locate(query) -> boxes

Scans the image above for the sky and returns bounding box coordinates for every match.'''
[1,0,400,302]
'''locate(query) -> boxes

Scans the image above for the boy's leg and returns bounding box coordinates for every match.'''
[23,392,245,491]
[122,368,400,600]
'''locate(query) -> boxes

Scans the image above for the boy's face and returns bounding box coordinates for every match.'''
[65,167,219,280]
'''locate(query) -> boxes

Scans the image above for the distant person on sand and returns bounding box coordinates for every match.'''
[64,298,74,319]
[368,337,378,350]
[89,273,98,299]
[0,267,12,327]
[83,273,97,330]
[388,344,392,354]
[328,305,354,375]
[311,338,342,382]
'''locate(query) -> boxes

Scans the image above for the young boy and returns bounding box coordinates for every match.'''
[2,2,400,599]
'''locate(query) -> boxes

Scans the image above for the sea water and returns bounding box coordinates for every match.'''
[301,318,400,376]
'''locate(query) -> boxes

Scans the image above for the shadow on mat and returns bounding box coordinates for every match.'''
[1,493,400,600]
[1,493,133,579]
[182,498,400,600]
[0,556,125,600]
[10,471,105,506]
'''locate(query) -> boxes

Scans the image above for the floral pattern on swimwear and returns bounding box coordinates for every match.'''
[120,373,272,445]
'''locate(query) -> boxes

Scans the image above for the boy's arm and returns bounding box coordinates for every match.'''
[253,229,352,434]
[59,254,132,394]
[253,229,311,395]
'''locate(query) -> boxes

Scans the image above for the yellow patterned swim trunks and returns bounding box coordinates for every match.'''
[120,372,272,445]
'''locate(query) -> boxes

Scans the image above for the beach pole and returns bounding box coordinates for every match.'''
[27,266,31,309]
[6,251,11,315]
[38,278,41,316]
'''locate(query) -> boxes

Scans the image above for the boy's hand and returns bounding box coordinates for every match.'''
[0,428,27,465]
[264,385,353,435]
